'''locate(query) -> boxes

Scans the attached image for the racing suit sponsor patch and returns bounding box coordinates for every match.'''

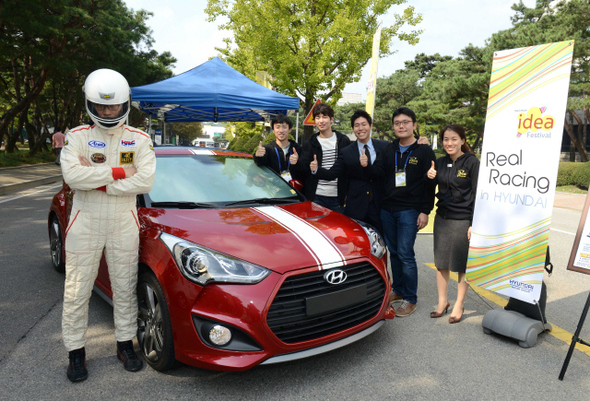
[121,139,136,147]
[91,153,106,163]
[88,140,106,149]
[120,151,135,165]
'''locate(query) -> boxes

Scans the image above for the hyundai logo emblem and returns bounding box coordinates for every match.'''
[324,269,347,285]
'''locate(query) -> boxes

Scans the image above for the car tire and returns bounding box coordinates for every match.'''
[137,271,177,371]
[49,215,65,273]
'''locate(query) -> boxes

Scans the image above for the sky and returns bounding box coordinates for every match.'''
[124,0,537,100]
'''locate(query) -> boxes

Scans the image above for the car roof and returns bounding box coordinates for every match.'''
[154,146,252,158]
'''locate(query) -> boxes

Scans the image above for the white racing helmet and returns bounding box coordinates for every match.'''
[84,69,131,129]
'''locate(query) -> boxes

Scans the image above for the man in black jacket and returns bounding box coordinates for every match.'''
[313,110,387,233]
[253,114,301,182]
[372,107,436,318]
[298,103,351,213]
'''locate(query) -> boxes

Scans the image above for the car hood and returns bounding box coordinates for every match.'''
[140,201,371,274]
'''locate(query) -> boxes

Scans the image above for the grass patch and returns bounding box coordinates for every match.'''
[555,185,588,195]
[0,147,56,167]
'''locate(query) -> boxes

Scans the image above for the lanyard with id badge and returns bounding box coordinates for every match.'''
[395,149,413,187]
[275,147,292,182]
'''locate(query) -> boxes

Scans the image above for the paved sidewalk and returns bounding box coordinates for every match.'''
[0,163,62,195]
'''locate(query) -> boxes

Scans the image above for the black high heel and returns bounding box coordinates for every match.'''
[430,302,450,318]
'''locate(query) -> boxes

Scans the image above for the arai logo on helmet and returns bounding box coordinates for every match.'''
[99,92,115,100]
[88,140,106,149]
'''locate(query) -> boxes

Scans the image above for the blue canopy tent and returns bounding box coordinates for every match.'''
[131,57,299,124]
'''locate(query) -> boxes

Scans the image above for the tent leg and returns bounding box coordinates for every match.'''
[296,111,299,143]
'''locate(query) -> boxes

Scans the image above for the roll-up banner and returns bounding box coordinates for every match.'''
[466,41,575,304]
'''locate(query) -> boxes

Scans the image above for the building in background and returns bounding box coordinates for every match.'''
[337,93,363,106]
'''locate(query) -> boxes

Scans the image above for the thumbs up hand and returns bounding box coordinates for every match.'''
[289,147,299,165]
[427,160,437,179]
[310,154,318,173]
[360,148,368,167]
[255,141,266,157]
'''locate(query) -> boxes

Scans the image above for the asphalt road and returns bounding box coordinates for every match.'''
[0,183,589,400]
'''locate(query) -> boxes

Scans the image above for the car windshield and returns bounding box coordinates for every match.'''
[145,154,301,207]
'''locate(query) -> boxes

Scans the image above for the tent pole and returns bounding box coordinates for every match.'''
[163,117,166,144]
[296,111,299,143]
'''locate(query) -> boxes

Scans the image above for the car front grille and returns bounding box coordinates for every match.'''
[266,262,386,344]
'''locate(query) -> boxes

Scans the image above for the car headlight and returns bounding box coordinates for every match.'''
[357,221,386,259]
[160,232,270,285]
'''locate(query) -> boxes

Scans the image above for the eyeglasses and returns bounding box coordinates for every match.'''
[95,104,121,112]
[393,120,413,127]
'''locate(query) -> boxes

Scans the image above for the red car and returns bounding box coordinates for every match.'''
[48,147,395,372]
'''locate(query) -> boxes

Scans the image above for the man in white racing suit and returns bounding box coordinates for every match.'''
[60,69,156,382]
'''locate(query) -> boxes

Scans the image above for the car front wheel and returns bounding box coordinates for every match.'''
[137,271,177,371]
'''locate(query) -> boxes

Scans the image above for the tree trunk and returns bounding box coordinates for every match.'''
[0,66,50,153]
[570,111,589,162]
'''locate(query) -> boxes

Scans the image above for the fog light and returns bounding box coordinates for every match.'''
[209,325,232,346]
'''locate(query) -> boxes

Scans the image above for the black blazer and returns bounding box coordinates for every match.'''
[316,138,388,220]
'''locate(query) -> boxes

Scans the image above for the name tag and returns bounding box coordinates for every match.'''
[395,169,406,187]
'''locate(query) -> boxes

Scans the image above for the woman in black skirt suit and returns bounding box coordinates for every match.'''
[427,124,479,323]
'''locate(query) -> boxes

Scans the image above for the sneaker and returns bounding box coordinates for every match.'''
[117,340,143,372]
[67,348,88,382]
[389,292,403,304]
[396,300,417,317]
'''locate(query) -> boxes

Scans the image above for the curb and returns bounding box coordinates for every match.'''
[0,162,56,171]
[0,175,62,196]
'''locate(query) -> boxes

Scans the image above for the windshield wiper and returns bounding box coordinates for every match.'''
[149,201,220,209]
[225,196,300,207]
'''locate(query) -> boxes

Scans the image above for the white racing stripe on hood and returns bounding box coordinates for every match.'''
[190,149,215,155]
[254,206,345,270]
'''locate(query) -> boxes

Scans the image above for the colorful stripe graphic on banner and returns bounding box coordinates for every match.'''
[486,41,573,120]
[467,218,550,293]
[466,41,574,304]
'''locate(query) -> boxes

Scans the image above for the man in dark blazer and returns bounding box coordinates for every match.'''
[312,110,387,234]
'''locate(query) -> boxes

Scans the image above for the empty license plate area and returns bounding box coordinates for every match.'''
[305,284,367,317]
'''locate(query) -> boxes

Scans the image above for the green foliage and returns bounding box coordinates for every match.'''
[0,148,55,167]
[244,134,264,155]
[227,136,238,150]
[374,68,422,139]
[332,102,366,134]
[170,122,203,145]
[572,162,590,189]
[556,162,579,186]
[231,136,250,152]
[206,0,422,142]
[0,0,176,153]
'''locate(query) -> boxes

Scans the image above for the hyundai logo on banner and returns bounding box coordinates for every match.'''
[324,269,347,285]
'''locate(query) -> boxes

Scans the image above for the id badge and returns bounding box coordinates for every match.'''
[395,169,406,187]
[281,171,292,182]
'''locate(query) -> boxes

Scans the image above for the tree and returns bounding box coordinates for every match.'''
[373,68,422,139]
[405,45,492,149]
[0,0,176,153]
[403,52,453,78]
[332,102,366,134]
[206,0,422,142]
[170,122,203,146]
[488,0,590,162]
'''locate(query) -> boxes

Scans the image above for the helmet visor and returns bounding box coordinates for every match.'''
[87,100,129,128]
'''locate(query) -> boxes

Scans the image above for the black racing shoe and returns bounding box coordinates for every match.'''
[67,348,88,382]
[116,340,143,372]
